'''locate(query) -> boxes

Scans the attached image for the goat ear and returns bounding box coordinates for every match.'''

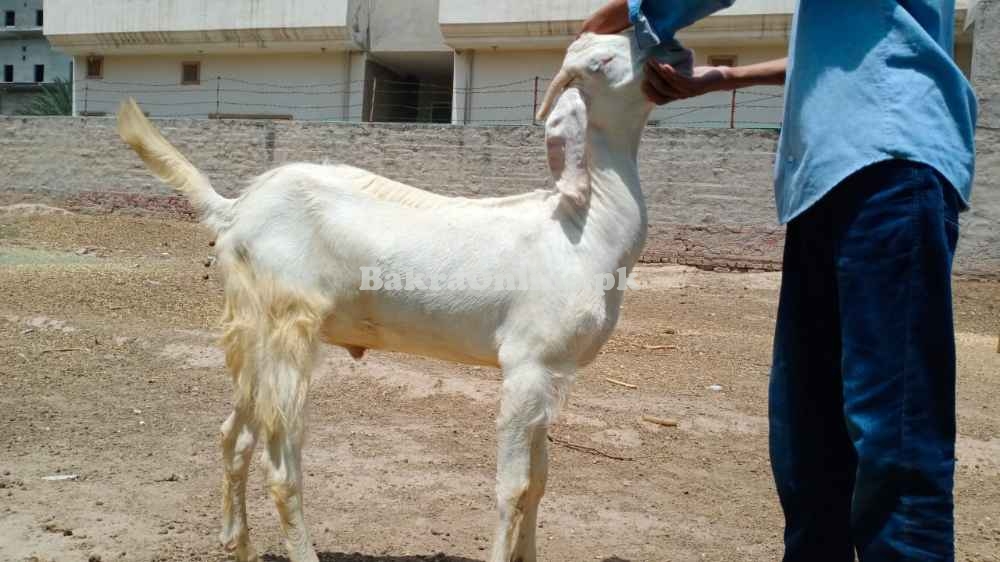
[545,88,590,208]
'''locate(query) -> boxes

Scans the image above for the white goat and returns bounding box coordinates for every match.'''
[117,31,675,562]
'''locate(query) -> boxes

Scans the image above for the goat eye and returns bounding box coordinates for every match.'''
[588,57,614,73]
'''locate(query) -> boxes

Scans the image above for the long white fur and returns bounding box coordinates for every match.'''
[117,30,680,562]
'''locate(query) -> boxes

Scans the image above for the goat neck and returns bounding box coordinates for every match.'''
[578,106,650,270]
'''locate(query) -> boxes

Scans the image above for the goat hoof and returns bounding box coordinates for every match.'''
[220,529,251,551]
[221,538,258,562]
[345,345,367,360]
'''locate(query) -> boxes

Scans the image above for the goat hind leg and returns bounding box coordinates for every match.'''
[248,286,324,562]
[258,342,320,562]
[219,408,259,562]
[264,422,319,562]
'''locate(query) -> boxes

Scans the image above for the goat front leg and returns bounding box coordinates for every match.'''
[490,362,568,562]
[219,408,258,562]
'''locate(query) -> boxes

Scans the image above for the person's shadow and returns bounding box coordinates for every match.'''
[262,553,633,562]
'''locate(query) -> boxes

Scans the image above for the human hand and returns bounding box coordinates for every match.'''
[642,60,732,104]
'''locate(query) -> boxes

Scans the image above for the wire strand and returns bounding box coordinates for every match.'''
[73,76,783,127]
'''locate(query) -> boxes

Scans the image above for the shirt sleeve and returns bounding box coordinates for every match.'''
[628,0,736,49]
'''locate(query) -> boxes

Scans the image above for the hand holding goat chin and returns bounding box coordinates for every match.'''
[117,30,683,562]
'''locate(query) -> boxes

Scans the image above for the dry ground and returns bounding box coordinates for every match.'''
[1,210,998,562]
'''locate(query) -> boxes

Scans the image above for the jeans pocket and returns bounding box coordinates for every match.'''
[943,217,960,252]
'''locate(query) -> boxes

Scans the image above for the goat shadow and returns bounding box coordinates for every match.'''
[262,553,633,562]
[555,196,589,246]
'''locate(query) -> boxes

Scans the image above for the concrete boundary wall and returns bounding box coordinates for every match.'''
[1,116,997,276]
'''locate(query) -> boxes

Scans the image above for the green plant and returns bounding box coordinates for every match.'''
[16,77,73,116]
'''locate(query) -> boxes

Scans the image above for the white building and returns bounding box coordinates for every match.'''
[0,0,72,114]
[45,0,976,127]
[45,0,362,120]
[442,0,975,127]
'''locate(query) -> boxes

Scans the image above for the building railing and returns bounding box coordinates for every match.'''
[0,25,44,37]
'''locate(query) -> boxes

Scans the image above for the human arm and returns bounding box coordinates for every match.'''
[580,0,632,35]
[581,0,736,46]
[642,57,787,104]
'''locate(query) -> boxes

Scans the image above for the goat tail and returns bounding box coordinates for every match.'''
[116,98,233,232]
[219,256,328,437]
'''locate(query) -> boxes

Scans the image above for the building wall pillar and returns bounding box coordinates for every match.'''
[972,0,1000,128]
[452,49,473,125]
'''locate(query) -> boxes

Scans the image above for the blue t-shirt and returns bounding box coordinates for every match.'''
[629,0,977,223]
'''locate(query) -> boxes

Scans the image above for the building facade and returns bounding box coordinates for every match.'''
[45,0,976,127]
[45,0,361,120]
[0,0,73,114]
[441,0,974,127]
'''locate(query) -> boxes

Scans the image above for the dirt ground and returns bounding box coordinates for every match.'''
[1,209,998,562]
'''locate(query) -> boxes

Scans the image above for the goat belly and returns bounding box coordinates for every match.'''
[320,315,501,368]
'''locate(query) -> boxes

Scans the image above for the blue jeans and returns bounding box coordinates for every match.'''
[769,160,961,561]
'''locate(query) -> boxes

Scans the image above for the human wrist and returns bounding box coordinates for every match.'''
[718,65,743,90]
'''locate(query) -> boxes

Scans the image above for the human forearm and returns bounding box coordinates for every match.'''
[580,0,632,35]
[582,0,738,39]
[643,56,787,105]
[723,57,788,88]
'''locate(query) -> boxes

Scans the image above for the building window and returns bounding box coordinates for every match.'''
[4,11,14,26]
[181,61,201,85]
[86,56,103,79]
[708,55,738,67]
[34,64,44,82]
[3,65,12,83]
[36,10,43,27]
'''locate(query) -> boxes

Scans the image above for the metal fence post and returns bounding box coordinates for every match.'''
[532,76,539,125]
[730,89,737,129]
[215,76,221,116]
[368,77,377,122]
[344,78,351,122]
[83,81,88,115]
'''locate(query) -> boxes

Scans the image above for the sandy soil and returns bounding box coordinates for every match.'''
[1,211,998,562]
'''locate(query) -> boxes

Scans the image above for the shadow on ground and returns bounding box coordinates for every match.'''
[263,553,633,562]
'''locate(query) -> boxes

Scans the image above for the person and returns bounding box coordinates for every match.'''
[580,1,978,561]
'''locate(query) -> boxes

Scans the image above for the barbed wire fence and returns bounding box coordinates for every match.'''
[73,76,783,129]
